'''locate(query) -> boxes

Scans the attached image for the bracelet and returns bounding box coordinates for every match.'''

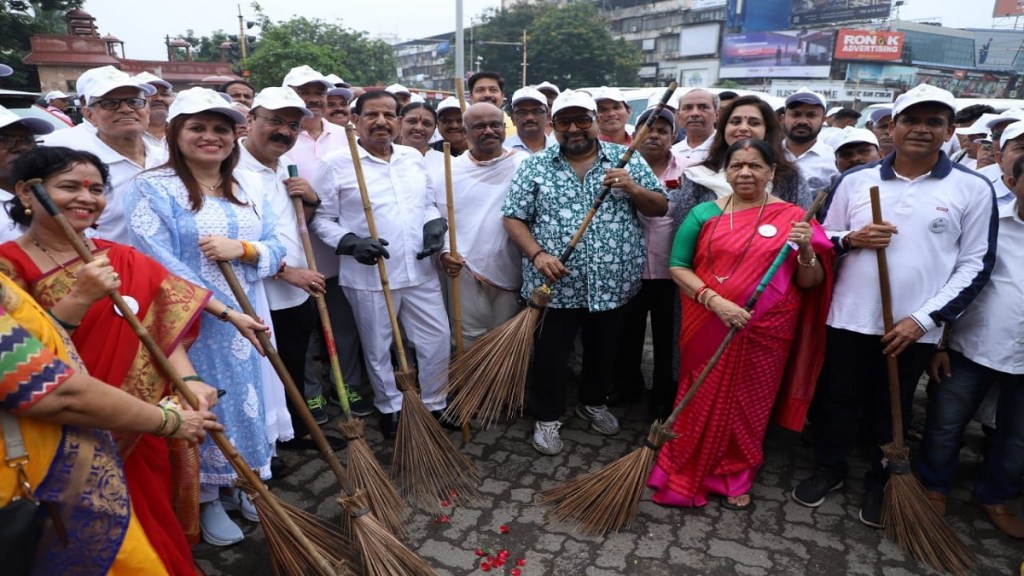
[697,288,715,307]
[48,309,81,330]
[693,285,709,303]
[182,375,205,383]
[218,306,231,322]
[703,293,719,310]
[163,408,183,438]
[797,253,817,267]
[154,404,169,435]
[529,249,546,265]
[240,240,259,263]
[301,195,322,208]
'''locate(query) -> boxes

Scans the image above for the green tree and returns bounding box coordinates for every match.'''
[465,4,548,88]
[0,0,83,89]
[181,29,233,63]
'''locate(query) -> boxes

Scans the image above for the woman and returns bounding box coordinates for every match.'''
[399,102,439,155]
[672,95,811,229]
[649,139,832,510]
[0,269,219,575]
[124,87,285,547]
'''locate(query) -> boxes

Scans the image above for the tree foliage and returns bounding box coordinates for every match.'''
[180,29,233,63]
[0,0,83,89]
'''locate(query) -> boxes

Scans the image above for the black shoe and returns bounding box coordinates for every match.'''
[278,434,347,452]
[379,411,400,439]
[859,489,884,529]
[431,409,462,432]
[791,471,844,508]
[269,456,291,479]
[347,390,376,417]
[306,395,329,425]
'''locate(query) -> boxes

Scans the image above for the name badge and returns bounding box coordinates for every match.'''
[928,217,950,234]
[114,295,140,318]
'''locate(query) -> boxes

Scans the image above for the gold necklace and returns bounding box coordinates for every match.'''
[196,178,223,192]
[705,193,769,284]
[29,234,75,273]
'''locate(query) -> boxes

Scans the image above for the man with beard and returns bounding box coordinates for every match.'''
[670,88,717,164]
[132,72,174,148]
[502,90,667,455]
[430,96,468,156]
[0,105,52,242]
[868,107,895,156]
[782,87,839,192]
[504,87,554,154]
[438,102,528,344]
[827,128,881,174]
[311,90,453,439]
[592,87,632,145]
[219,79,255,108]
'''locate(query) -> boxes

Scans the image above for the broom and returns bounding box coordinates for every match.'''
[28,181,353,576]
[443,81,679,429]
[451,78,473,445]
[344,125,481,511]
[868,187,974,575]
[541,187,834,535]
[287,165,408,536]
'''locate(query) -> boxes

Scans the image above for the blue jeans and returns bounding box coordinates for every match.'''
[917,350,1024,505]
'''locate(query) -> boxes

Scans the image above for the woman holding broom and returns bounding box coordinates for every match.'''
[648,138,832,510]
[124,88,285,548]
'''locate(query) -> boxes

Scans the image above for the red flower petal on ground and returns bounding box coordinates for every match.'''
[480,562,490,572]
[475,549,485,557]
[511,569,522,576]
[499,525,510,534]
[441,500,450,508]
[516,558,526,566]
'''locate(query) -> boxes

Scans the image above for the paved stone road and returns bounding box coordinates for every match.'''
[195,371,1022,576]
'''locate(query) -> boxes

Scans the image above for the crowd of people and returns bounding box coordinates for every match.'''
[0,57,1021,575]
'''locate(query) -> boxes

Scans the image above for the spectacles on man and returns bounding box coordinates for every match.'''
[468,121,505,133]
[0,134,35,150]
[90,97,147,111]
[552,115,594,132]
[253,114,302,132]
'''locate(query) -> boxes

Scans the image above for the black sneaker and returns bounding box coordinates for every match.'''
[306,395,329,425]
[431,409,462,432]
[347,389,375,417]
[859,489,884,529]
[791,471,844,508]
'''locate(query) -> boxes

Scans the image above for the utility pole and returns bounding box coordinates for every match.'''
[455,0,465,83]
[237,4,248,59]
[478,29,529,87]
[521,29,528,88]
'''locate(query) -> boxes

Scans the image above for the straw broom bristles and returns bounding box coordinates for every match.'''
[338,418,408,538]
[339,490,439,576]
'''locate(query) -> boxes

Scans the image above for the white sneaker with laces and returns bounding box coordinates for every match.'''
[532,420,563,455]
[576,404,620,435]
[220,489,260,523]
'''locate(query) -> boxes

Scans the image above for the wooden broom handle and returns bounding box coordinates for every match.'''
[455,78,467,113]
[443,143,465,355]
[869,185,905,447]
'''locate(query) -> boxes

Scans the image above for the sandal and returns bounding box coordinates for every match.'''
[720,494,754,511]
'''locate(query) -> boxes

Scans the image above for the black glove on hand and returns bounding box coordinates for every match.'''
[336,233,390,265]
[415,217,448,260]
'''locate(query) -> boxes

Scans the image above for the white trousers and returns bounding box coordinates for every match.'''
[453,274,521,347]
[343,277,450,414]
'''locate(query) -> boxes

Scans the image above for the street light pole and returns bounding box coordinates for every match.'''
[237,4,248,59]
[455,0,465,83]
[521,29,527,87]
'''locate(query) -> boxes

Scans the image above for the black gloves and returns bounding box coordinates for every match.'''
[336,233,390,265]
[415,217,448,260]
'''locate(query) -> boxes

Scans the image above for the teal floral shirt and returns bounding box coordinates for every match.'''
[502,141,665,311]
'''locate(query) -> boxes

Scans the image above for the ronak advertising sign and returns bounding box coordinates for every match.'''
[834,30,904,62]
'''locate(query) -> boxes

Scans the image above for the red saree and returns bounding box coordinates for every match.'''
[0,240,211,576]
[648,202,832,507]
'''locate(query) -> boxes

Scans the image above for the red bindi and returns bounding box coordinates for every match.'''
[82,179,90,187]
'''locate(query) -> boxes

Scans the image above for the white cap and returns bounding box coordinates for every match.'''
[986,108,1024,131]
[825,106,842,118]
[646,88,683,111]
[955,113,997,136]
[44,90,69,103]
[0,104,54,135]
[892,83,956,116]
[589,86,626,103]
[130,71,172,91]
[436,96,462,115]
[251,86,313,118]
[324,73,346,86]
[409,93,425,104]
[869,107,892,125]
[535,81,560,96]
[827,127,879,151]
[551,89,597,117]
[785,87,827,109]
[999,120,1024,149]
[385,83,411,96]
[281,65,334,91]
[511,87,547,108]
[0,63,12,77]
[168,87,247,124]
[80,65,156,105]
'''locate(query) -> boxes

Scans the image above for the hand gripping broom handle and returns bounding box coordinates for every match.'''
[549,81,677,279]
[28,182,334,572]
[343,124,412,374]
[664,186,832,427]
[869,186,905,448]
[287,165,353,418]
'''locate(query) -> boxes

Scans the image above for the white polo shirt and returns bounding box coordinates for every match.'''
[670,129,715,164]
[823,152,998,344]
[949,199,1024,374]
[786,138,840,192]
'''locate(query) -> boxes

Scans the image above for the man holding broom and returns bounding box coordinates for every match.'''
[502,89,667,455]
[792,84,998,529]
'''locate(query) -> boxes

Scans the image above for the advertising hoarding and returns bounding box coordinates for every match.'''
[993,0,1024,17]
[726,0,793,33]
[791,0,893,26]
[834,30,904,62]
[680,24,721,57]
[719,30,835,79]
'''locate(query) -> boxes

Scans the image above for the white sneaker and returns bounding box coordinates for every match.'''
[220,489,260,523]
[575,404,620,435]
[532,421,563,455]
[200,501,244,547]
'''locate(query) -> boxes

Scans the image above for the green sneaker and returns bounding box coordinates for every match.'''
[346,389,375,417]
[306,394,329,425]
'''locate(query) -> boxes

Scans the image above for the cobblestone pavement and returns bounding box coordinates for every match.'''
[195,369,1023,576]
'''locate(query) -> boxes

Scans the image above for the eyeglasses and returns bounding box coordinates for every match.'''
[253,114,302,132]
[90,97,147,111]
[512,108,547,118]
[468,121,505,133]
[552,115,594,132]
[0,134,35,150]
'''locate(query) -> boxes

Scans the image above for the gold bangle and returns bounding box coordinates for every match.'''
[798,253,817,267]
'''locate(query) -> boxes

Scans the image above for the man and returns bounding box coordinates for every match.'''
[0,105,53,241]
[832,108,861,129]
[827,127,881,174]
[469,71,516,136]
[505,87,554,154]
[385,83,412,108]
[219,79,255,107]
[132,72,174,148]
[42,65,163,244]
[311,90,452,438]
[536,81,560,126]
[986,120,1024,208]
[501,90,667,455]
[43,90,74,126]
[869,107,895,156]
[592,87,632,145]
[782,87,839,191]
[951,115,993,168]
[438,102,528,344]
[430,96,468,156]
[793,84,997,529]
[325,79,353,128]
[670,88,717,163]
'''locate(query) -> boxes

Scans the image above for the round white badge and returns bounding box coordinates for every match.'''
[758,224,778,238]
[114,295,140,318]
[928,217,950,234]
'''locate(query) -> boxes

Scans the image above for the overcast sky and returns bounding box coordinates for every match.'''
[80,0,1002,62]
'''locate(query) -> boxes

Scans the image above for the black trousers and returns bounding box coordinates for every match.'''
[270,298,317,439]
[528,305,629,422]
[812,326,933,492]
[615,279,677,409]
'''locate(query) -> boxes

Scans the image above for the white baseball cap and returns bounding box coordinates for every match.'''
[251,86,313,118]
[986,108,1024,131]
[409,93,425,104]
[828,127,879,151]
[385,83,411,96]
[869,107,892,125]
[324,73,347,87]
[998,120,1024,149]
[0,104,54,135]
[436,96,462,115]
[785,87,827,109]
[168,87,247,124]
[44,90,69,103]
[535,81,560,96]
[589,86,626,104]
[551,89,597,117]
[826,106,843,118]
[281,65,334,91]
[130,71,172,91]
[511,87,547,108]
[0,64,12,77]
[80,65,156,105]
[955,113,997,136]
[892,83,956,117]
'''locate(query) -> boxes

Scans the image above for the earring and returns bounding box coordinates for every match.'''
[24,207,32,216]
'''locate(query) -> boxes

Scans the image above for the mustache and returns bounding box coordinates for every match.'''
[269,133,294,146]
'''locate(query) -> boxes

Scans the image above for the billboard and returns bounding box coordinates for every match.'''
[834,30,904,62]
[972,30,1024,72]
[679,24,720,57]
[993,0,1024,17]
[791,0,893,26]
[726,0,793,33]
[719,30,836,79]
[690,0,728,7]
